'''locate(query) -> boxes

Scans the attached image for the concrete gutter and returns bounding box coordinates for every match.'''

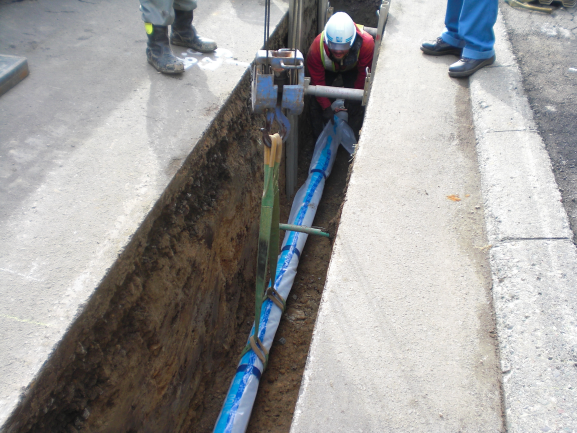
[471,13,577,433]
[291,1,577,432]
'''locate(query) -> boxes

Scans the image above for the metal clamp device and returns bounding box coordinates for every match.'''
[251,48,305,116]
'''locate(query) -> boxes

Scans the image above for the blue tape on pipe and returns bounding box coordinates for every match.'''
[281,244,300,258]
[236,364,262,380]
[310,168,327,179]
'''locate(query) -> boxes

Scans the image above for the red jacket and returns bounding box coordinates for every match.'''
[306,25,375,110]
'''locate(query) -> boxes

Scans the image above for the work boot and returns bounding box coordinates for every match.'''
[448,55,496,78]
[146,24,184,74]
[421,37,462,56]
[170,9,217,53]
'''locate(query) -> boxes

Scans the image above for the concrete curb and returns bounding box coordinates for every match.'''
[470,11,577,433]
[0,54,28,97]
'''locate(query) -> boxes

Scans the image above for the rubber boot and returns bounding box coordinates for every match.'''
[146,23,184,74]
[170,9,217,53]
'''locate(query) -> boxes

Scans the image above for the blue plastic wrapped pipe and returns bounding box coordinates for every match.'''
[214,106,356,433]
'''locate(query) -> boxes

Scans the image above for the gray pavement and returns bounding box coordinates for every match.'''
[292,1,577,433]
[472,14,577,433]
[500,3,577,244]
[0,0,287,427]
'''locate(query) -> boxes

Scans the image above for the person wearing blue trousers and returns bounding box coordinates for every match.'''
[420,0,498,77]
[140,0,217,74]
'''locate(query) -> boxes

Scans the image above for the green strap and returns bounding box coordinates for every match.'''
[269,148,281,288]
[247,134,282,370]
[266,286,287,312]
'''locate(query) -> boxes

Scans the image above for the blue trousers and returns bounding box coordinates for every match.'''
[441,0,498,59]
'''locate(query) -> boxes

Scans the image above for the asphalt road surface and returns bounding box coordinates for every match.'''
[501,1,577,244]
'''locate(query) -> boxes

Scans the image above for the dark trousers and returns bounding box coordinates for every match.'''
[309,68,365,141]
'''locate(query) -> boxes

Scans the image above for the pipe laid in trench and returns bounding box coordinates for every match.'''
[305,84,364,101]
[213,108,356,433]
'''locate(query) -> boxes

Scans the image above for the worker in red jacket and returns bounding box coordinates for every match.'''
[306,12,374,140]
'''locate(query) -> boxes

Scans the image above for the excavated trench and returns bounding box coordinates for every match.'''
[4,2,380,433]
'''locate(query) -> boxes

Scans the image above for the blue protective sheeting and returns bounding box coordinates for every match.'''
[214,114,356,433]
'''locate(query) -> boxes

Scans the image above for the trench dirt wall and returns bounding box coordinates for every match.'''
[330,0,382,27]
[3,18,289,433]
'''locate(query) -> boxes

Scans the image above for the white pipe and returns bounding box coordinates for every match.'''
[214,106,356,433]
[305,85,364,101]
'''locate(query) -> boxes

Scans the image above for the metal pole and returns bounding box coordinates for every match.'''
[286,0,301,197]
[305,84,365,100]
[279,223,330,238]
[317,0,328,33]
[370,1,390,77]
[285,114,298,197]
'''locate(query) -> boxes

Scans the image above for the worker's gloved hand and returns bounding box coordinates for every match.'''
[322,106,335,120]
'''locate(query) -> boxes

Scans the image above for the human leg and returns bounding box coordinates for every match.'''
[421,0,463,56]
[310,71,338,141]
[447,0,498,77]
[171,0,217,53]
[340,69,363,139]
[344,100,364,141]
[145,24,185,74]
[440,0,466,48]
[340,68,358,90]
[458,0,498,59]
[140,0,184,73]
[310,97,326,141]
[140,0,177,26]
[448,56,495,77]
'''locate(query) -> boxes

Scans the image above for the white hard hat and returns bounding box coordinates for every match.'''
[324,12,356,51]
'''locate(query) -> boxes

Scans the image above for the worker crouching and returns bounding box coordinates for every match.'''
[306,12,374,140]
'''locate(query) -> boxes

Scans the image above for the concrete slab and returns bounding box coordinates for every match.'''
[0,0,288,427]
[470,18,572,243]
[0,55,29,97]
[470,13,577,433]
[490,239,577,433]
[290,0,504,431]
[474,128,571,242]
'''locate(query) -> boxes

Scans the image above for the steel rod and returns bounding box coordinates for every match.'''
[286,0,301,198]
[279,223,330,238]
[304,85,364,100]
